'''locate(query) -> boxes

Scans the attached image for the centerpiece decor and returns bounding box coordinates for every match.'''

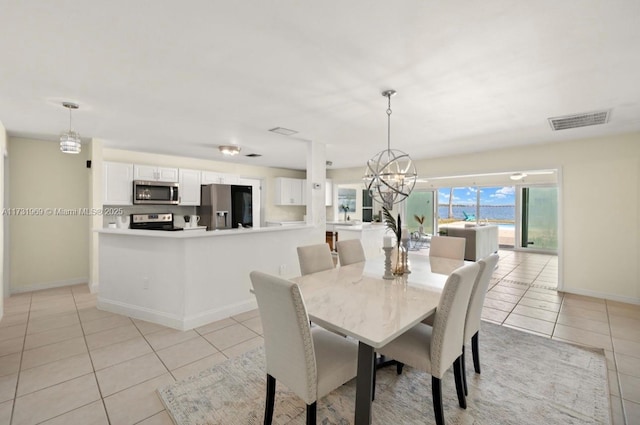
[382,206,405,276]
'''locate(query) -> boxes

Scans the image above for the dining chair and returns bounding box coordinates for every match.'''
[429,235,466,260]
[250,271,358,425]
[421,253,499,395]
[376,262,480,425]
[297,243,335,275]
[336,239,366,266]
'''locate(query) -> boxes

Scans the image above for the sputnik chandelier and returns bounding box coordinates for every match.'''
[363,90,417,209]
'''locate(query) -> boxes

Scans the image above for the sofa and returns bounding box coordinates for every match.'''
[441,225,499,261]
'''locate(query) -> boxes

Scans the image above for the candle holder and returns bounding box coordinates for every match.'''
[402,237,411,274]
[382,246,394,280]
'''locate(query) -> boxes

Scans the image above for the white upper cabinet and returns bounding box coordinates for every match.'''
[103,162,134,205]
[275,177,305,205]
[325,179,333,206]
[201,171,240,185]
[134,165,179,182]
[178,169,201,206]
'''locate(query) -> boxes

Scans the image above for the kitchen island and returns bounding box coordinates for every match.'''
[96,225,322,330]
[327,222,388,260]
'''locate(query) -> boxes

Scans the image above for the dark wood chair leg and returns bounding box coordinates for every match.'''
[396,362,404,375]
[372,357,376,401]
[306,402,317,425]
[264,374,276,425]
[472,331,481,374]
[461,345,468,396]
[432,376,444,425]
[453,356,467,409]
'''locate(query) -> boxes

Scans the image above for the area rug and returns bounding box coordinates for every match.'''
[158,322,611,424]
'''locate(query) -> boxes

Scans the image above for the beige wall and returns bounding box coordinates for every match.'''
[329,133,640,303]
[0,122,5,313]
[8,137,90,292]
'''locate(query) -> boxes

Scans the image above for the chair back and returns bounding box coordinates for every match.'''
[336,239,366,266]
[250,271,317,403]
[465,253,499,340]
[430,235,466,260]
[430,262,480,378]
[297,243,335,275]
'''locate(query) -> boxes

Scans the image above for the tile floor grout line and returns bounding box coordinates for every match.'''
[606,299,628,425]
[72,286,113,425]
[9,292,33,425]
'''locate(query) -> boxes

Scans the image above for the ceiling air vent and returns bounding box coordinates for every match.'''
[245,153,262,158]
[548,109,611,131]
[269,127,298,136]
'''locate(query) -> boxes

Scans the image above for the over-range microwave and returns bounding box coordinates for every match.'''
[133,180,180,205]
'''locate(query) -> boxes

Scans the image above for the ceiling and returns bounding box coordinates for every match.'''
[1,1,639,171]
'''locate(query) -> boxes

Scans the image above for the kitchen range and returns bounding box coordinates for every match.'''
[130,213,183,231]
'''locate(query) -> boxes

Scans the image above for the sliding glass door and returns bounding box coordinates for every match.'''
[521,186,558,251]
[405,190,435,235]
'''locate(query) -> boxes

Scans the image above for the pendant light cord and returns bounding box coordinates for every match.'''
[386,94,392,152]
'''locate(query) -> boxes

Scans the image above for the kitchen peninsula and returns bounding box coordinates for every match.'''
[96,224,321,330]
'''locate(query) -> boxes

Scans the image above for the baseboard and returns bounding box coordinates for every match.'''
[97,297,259,331]
[97,297,185,330]
[183,299,258,330]
[561,286,640,305]
[10,277,88,294]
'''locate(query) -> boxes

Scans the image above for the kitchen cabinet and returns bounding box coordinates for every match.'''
[103,161,134,205]
[201,171,240,185]
[134,165,179,182]
[275,177,304,205]
[179,169,201,206]
[325,179,333,206]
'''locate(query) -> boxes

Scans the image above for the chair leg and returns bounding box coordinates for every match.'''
[264,374,276,425]
[461,345,468,396]
[453,356,467,409]
[432,376,444,425]
[372,358,376,401]
[306,402,317,425]
[472,331,481,374]
[396,362,404,375]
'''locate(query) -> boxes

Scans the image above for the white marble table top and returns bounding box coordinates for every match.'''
[292,254,464,348]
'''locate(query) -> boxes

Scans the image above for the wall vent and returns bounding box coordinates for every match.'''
[245,153,262,157]
[548,110,611,131]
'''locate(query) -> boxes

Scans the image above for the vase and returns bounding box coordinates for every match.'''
[391,244,406,276]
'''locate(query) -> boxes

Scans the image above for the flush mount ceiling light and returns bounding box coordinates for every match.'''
[219,145,241,156]
[510,172,527,181]
[363,90,417,210]
[60,102,81,154]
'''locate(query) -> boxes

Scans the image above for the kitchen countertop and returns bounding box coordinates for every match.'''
[95,224,310,238]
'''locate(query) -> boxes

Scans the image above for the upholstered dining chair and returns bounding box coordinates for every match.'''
[297,243,335,275]
[376,262,480,425]
[421,253,499,395]
[336,239,366,266]
[250,271,358,425]
[429,235,466,260]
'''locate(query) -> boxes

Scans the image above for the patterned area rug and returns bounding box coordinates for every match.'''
[158,322,610,424]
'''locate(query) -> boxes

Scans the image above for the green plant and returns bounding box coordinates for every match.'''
[382,206,401,243]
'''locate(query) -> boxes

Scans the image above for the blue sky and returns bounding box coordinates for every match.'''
[438,187,515,205]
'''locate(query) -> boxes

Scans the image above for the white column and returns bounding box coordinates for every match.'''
[306,141,326,228]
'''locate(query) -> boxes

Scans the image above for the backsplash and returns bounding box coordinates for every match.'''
[102,204,198,228]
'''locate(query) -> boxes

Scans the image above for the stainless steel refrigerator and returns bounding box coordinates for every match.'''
[199,184,253,230]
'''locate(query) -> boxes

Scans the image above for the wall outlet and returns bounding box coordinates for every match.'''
[278,265,286,276]
[143,277,149,289]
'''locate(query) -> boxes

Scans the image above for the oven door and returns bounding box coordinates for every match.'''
[133,181,180,205]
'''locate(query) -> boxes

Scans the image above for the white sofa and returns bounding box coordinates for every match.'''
[441,225,499,261]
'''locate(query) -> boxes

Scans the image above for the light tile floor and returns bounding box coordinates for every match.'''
[0,249,637,424]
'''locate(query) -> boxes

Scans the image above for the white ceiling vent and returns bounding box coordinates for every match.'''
[548,110,611,131]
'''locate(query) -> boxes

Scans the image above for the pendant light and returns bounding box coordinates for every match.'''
[60,102,81,154]
[363,90,417,210]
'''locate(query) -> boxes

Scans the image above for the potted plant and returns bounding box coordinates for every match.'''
[382,206,404,275]
[414,214,425,234]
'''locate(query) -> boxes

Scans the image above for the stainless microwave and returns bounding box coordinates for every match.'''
[133,180,180,205]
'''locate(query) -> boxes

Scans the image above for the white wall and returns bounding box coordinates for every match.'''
[8,137,90,293]
[329,132,640,304]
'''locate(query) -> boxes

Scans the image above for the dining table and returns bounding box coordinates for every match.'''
[291,253,465,425]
